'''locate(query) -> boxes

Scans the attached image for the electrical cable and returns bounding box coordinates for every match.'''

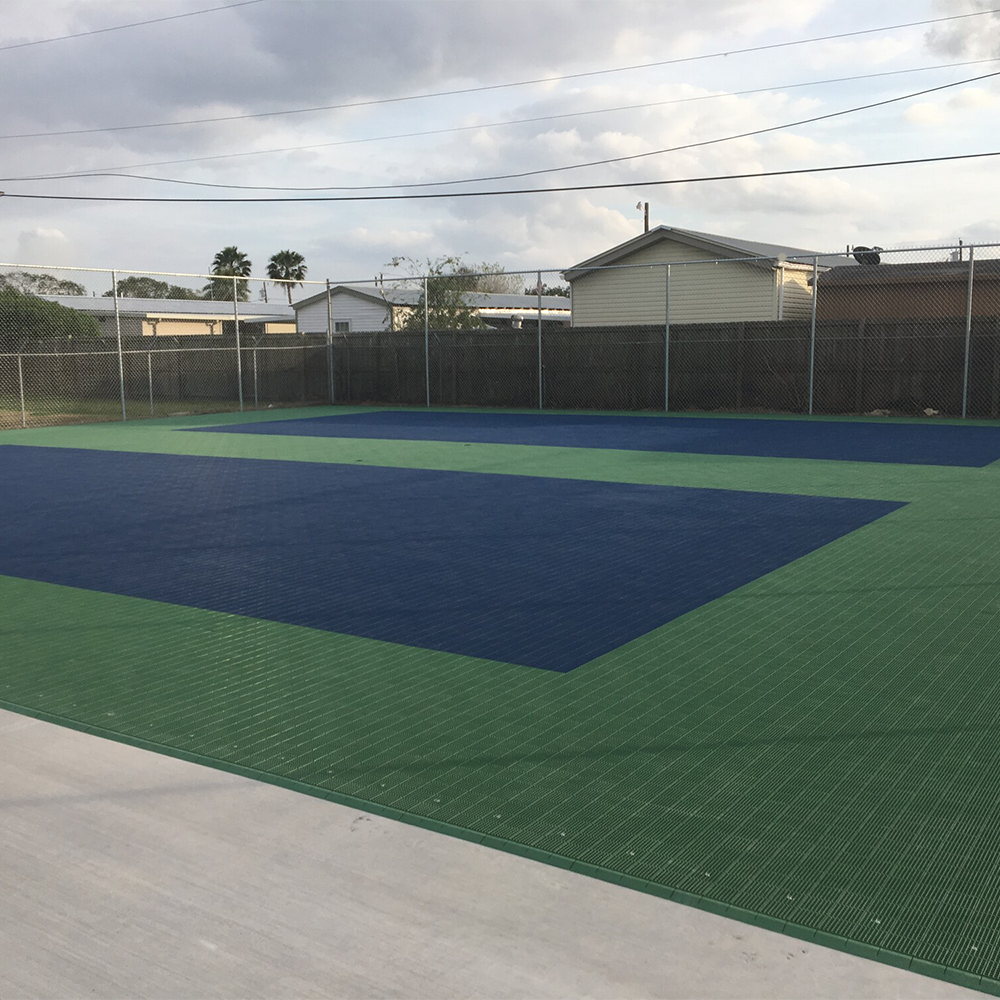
[2,6,996,140]
[0,1,264,53]
[8,57,997,182]
[13,67,996,192]
[2,150,996,203]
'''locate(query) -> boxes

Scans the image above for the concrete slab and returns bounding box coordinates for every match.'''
[0,709,982,999]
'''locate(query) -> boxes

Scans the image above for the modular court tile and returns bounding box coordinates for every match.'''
[191,408,1000,466]
[0,445,902,671]
[2,407,1000,995]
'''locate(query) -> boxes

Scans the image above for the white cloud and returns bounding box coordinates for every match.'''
[470,129,504,158]
[958,219,1000,243]
[345,227,434,250]
[949,86,999,109]
[14,227,72,264]
[0,0,993,282]
[904,102,947,125]
[533,129,584,158]
[901,84,999,125]
[808,35,917,68]
[926,0,1000,59]
[763,133,849,161]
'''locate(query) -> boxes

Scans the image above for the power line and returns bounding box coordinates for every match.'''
[2,6,997,140]
[0,1,264,53]
[8,57,999,182]
[22,67,998,193]
[2,150,997,203]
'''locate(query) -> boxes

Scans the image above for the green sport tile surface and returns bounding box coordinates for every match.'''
[3,406,1000,994]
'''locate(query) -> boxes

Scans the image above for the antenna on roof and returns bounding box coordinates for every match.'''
[852,245,882,265]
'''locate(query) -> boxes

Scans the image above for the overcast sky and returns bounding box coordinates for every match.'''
[0,0,998,293]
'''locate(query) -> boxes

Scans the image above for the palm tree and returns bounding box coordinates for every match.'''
[204,246,252,301]
[266,250,308,305]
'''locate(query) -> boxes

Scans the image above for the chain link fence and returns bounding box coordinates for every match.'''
[812,246,989,418]
[1,243,998,429]
[0,263,333,428]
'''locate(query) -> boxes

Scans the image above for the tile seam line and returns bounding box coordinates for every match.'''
[0,697,993,997]
[168,404,1000,427]
[0,442,922,503]
[173,428,996,470]
[0,572,552,672]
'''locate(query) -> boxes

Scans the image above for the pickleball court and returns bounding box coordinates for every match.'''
[3,406,1000,993]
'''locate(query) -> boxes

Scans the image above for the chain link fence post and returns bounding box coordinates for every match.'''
[253,343,259,408]
[424,275,430,407]
[2,247,998,426]
[18,353,26,429]
[111,269,127,421]
[808,256,818,415]
[233,275,244,412]
[325,278,335,405]
[664,264,671,412]
[537,270,543,409]
[962,246,976,418]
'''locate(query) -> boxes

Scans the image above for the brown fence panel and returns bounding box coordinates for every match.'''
[814,318,967,416]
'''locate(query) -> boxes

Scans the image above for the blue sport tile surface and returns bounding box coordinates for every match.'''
[0,446,903,671]
[190,410,1000,467]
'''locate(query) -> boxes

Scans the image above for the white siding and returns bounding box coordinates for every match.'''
[778,267,815,321]
[570,238,778,326]
[295,299,328,333]
[295,291,393,333]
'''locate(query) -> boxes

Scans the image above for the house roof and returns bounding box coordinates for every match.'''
[462,291,571,312]
[563,226,853,279]
[293,283,570,313]
[818,257,1000,287]
[39,294,295,320]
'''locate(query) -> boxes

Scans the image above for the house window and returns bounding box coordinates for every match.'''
[334,320,350,333]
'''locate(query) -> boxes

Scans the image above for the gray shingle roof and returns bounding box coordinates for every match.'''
[818,258,1000,286]
[462,291,571,311]
[563,226,855,278]
[670,227,833,263]
[38,295,294,319]
[294,284,570,312]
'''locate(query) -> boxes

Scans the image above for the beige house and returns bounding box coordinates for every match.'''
[563,227,846,327]
[40,295,296,336]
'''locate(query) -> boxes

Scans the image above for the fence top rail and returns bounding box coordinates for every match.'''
[0,342,333,359]
[121,344,331,355]
[0,350,122,359]
[2,242,999,290]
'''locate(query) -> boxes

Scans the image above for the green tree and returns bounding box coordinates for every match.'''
[0,287,100,346]
[0,271,87,297]
[388,255,519,330]
[450,261,520,294]
[102,276,203,299]
[524,283,570,298]
[203,246,252,302]
[266,250,308,304]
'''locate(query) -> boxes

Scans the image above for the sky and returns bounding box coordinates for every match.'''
[0,0,998,294]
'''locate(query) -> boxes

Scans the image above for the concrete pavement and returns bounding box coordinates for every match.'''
[0,708,982,999]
